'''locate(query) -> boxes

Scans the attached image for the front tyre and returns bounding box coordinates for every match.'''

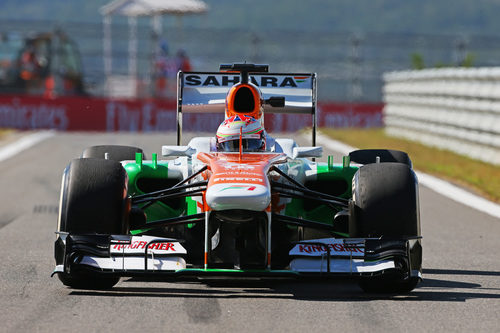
[350,163,420,238]
[56,158,129,289]
[358,276,420,294]
[58,271,120,290]
[350,162,422,293]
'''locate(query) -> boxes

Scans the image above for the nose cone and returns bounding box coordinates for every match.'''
[206,183,270,211]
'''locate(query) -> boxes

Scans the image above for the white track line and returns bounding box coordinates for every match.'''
[315,132,500,220]
[0,131,55,163]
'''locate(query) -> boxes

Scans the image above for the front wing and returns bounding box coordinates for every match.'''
[53,233,422,280]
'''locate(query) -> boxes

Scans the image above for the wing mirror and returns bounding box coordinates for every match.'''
[162,145,196,157]
[264,96,285,107]
[292,146,323,159]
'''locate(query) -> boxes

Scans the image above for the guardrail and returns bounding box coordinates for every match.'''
[383,68,500,165]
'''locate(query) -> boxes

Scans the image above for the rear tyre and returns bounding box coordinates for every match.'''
[349,149,412,167]
[56,158,129,289]
[350,162,422,293]
[82,145,146,161]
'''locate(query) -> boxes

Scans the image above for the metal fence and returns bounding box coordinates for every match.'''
[383,68,500,165]
[2,19,500,101]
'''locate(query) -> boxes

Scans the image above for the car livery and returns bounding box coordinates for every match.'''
[53,63,422,293]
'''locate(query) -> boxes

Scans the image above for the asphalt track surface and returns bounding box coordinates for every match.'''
[0,131,499,332]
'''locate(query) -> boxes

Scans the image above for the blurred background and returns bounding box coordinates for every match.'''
[1,0,498,100]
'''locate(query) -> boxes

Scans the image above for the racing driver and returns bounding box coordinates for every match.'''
[215,115,266,152]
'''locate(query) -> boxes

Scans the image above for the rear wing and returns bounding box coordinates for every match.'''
[176,71,317,145]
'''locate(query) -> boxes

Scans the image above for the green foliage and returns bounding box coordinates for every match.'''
[461,53,475,67]
[410,53,425,69]
[410,52,475,69]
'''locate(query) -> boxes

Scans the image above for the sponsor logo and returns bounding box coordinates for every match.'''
[185,74,306,88]
[112,241,176,252]
[298,243,364,254]
[213,177,264,183]
[0,98,68,130]
[219,185,257,191]
[221,171,262,177]
[221,163,255,171]
[105,101,177,132]
[294,76,309,83]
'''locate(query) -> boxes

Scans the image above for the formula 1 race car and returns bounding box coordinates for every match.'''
[53,63,422,293]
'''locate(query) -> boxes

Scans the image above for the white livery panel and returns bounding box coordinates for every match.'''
[290,258,395,273]
[205,183,270,211]
[80,256,186,271]
[289,238,395,274]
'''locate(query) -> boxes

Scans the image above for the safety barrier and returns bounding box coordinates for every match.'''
[383,68,500,165]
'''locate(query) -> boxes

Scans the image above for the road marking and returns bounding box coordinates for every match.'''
[0,131,55,163]
[315,132,500,220]
[33,205,59,214]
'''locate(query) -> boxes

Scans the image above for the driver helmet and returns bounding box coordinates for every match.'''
[216,115,266,152]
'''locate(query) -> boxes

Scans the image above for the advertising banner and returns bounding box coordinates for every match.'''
[0,95,382,132]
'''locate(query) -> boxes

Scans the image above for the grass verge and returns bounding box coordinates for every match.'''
[321,128,500,204]
[0,129,13,139]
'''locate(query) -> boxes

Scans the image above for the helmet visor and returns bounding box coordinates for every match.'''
[218,138,264,152]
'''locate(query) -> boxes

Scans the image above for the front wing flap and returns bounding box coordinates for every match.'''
[53,233,187,276]
[53,233,421,280]
[289,238,422,279]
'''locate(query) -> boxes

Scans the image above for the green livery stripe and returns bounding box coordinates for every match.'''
[177,268,300,275]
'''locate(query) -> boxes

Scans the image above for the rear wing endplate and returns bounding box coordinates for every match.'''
[176,71,317,146]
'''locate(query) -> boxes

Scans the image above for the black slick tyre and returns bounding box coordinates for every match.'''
[82,145,145,161]
[56,158,129,289]
[358,276,420,294]
[350,162,422,293]
[349,149,412,167]
[351,162,419,237]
